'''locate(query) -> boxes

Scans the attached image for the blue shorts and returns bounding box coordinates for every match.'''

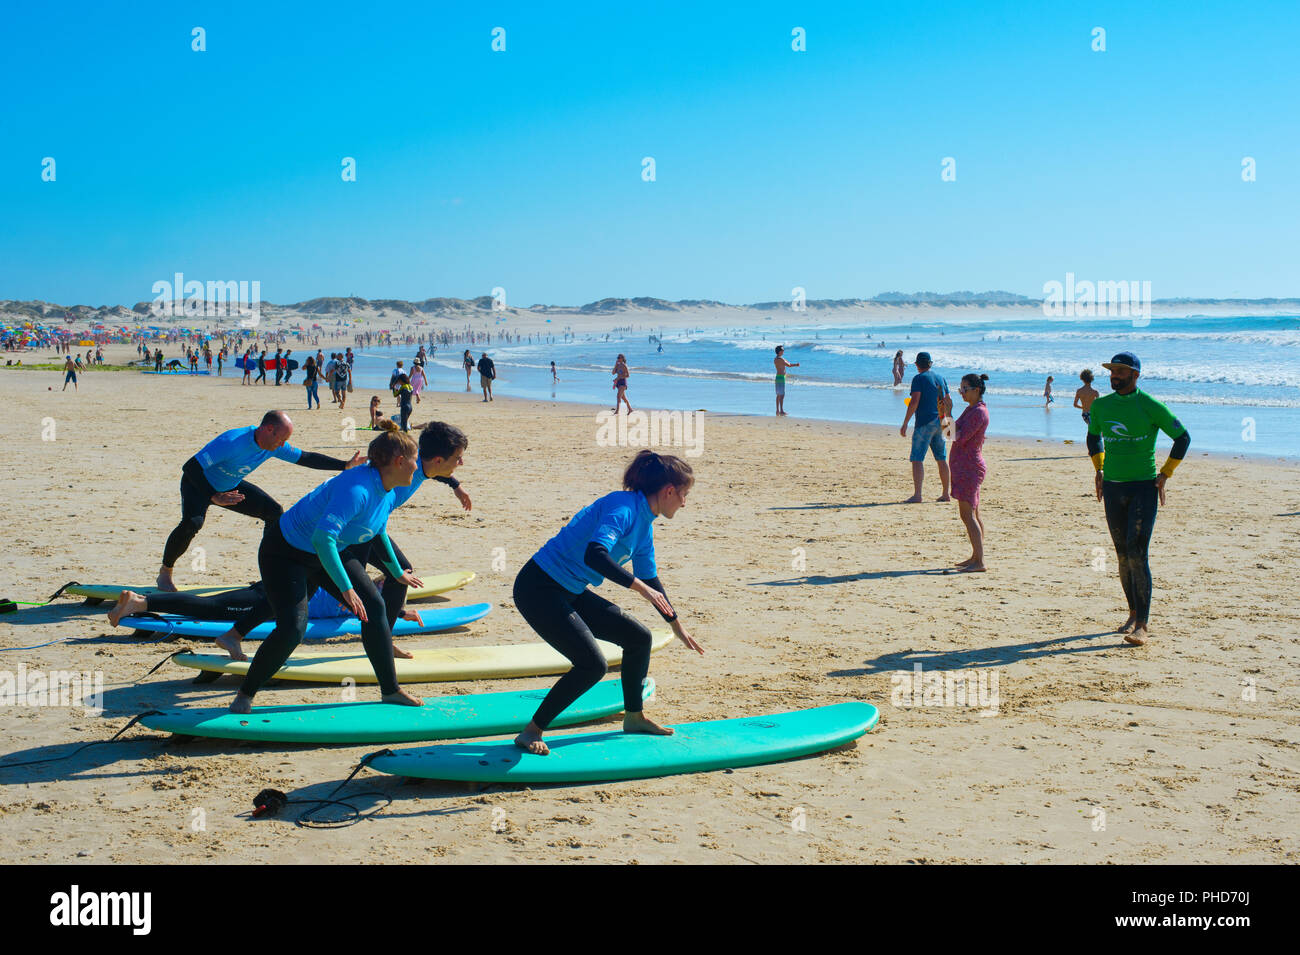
[775,379,785,396]
[910,419,947,462]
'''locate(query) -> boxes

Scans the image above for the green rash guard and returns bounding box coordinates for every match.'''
[1087,388,1187,482]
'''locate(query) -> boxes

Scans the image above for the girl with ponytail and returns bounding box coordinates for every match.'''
[512,449,704,755]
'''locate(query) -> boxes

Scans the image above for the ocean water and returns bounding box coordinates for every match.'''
[351,313,1300,459]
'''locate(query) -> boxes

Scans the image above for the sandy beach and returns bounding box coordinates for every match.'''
[1,340,1297,864]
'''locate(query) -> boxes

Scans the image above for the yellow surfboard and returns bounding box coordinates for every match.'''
[63,571,476,604]
[172,631,676,684]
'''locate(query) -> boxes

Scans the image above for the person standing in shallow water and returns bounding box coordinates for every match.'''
[612,354,632,414]
[1074,369,1099,427]
[949,373,990,572]
[774,346,798,416]
[892,350,905,386]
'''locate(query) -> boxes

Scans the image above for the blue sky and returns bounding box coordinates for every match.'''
[2,1,1298,306]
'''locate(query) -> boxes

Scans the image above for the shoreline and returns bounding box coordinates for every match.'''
[1,343,1297,863]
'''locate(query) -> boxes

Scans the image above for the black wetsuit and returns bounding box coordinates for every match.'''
[512,544,672,729]
[238,520,402,698]
[160,453,350,569]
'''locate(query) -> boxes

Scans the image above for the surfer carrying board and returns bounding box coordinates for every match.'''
[229,421,437,713]
[512,450,704,756]
[157,411,365,592]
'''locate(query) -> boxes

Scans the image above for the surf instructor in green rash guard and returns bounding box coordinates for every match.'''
[1086,352,1190,647]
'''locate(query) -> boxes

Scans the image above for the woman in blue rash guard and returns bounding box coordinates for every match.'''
[512,450,705,756]
[230,421,427,713]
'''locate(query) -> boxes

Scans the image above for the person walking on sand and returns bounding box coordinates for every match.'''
[463,350,474,391]
[334,356,350,410]
[409,361,426,404]
[255,350,268,385]
[394,374,414,431]
[512,450,704,756]
[892,350,905,386]
[303,356,320,409]
[950,373,990,572]
[612,354,632,414]
[899,352,951,502]
[477,352,496,402]
[774,346,799,416]
[1086,352,1190,646]
[1044,375,1055,408]
[62,355,77,391]
[1074,369,1099,426]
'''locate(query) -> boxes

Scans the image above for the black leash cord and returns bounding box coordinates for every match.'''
[0,711,163,770]
[251,750,395,829]
[138,648,197,681]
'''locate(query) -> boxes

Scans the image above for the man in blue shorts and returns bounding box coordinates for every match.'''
[899,351,951,503]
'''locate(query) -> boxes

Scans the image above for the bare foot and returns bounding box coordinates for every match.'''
[955,557,976,567]
[514,722,548,755]
[214,628,247,662]
[902,495,923,503]
[155,568,177,593]
[624,711,673,737]
[108,590,147,627]
[229,693,252,714]
[392,643,413,660]
[958,563,986,573]
[381,688,424,707]
[1117,615,1137,634]
[936,494,951,502]
[1124,624,1150,646]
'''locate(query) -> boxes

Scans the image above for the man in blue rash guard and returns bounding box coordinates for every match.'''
[157,410,364,592]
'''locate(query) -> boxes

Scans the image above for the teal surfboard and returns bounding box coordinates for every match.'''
[121,602,491,641]
[368,701,878,783]
[139,678,653,744]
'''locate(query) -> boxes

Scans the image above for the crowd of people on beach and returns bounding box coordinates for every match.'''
[74,318,1190,727]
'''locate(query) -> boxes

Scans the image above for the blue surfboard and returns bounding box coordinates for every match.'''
[122,602,491,641]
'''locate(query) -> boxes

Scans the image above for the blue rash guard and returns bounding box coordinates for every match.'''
[392,456,461,508]
[307,586,349,619]
[194,425,304,492]
[532,490,658,594]
[279,465,404,593]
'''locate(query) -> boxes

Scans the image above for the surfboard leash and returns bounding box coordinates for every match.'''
[0,711,163,770]
[250,750,395,829]
[136,648,199,682]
